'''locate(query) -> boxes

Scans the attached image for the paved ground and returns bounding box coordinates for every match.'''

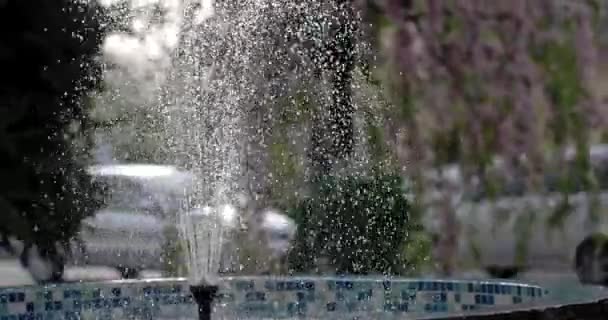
[0,260,33,287]
[0,259,164,287]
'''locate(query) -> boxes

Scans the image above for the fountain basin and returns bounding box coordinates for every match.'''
[0,277,548,319]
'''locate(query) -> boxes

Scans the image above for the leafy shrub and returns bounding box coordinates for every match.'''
[288,173,416,275]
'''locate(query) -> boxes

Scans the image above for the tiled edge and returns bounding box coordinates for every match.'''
[424,297,608,320]
[0,278,546,319]
[219,278,546,318]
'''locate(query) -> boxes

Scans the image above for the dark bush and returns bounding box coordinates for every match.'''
[0,0,104,255]
[288,173,413,275]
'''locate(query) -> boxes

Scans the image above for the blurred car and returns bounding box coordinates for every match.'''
[258,209,297,257]
[15,163,296,282]
[424,145,608,284]
[70,163,200,278]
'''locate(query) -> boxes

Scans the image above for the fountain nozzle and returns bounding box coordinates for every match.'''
[190,284,218,320]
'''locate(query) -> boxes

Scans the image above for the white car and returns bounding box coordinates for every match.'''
[424,145,608,283]
[15,163,296,282]
[71,164,199,278]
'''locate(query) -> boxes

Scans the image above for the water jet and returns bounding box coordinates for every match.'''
[179,205,226,320]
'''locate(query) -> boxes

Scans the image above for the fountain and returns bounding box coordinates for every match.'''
[2,0,608,319]
[180,206,224,320]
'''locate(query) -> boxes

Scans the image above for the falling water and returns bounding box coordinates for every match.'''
[180,207,225,285]
[97,0,364,282]
[98,0,236,285]
[162,1,246,284]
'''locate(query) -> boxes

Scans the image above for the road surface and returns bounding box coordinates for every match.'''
[0,259,163,287]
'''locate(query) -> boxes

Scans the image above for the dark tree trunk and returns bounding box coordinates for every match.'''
[309,1,358,176]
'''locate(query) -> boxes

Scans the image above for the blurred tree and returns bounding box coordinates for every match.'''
[89,72,170,164]
[88,0,175,164]
[303,0,359,175]
[357,0,606,274]
[0,0,104,280]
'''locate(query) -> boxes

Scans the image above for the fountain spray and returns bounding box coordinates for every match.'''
[97,0,293,316]
[179,205,227,320]
[97,0,224,318]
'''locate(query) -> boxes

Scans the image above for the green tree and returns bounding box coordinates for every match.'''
[0,0,104,280]
[89,74,170,164]
[288,173,415,275]
[297,1,359,176]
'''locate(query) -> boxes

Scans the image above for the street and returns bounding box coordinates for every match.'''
[0,259,163,287]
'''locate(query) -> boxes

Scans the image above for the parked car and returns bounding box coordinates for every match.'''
[423,145,608,284]
[70,163,200,278]
[14,163,296,282]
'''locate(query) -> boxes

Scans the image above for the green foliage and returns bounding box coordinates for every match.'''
[89,79,171,164]
[533,39,586,146]
[366,122,388,162]
[288,173,420,275]
[161,226,187,277]
[400,220,432,274]
[281,92,314,124]
[268,130,303,209]
[0,0,104,252]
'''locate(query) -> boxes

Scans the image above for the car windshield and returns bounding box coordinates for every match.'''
[92,175,187,216]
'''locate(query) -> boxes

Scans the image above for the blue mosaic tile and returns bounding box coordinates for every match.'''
[0,277,546,319]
